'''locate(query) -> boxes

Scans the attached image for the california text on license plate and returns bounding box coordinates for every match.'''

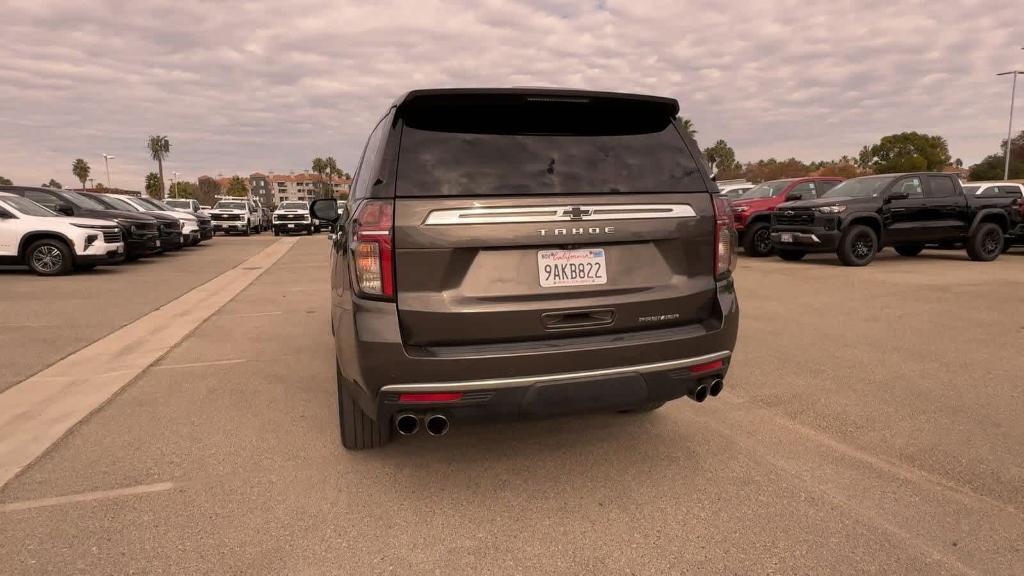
[537,248,607,287]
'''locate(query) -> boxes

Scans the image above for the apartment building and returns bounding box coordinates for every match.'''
[268,173,351,204]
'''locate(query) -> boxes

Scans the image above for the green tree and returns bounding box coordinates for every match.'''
[145,172,161,197]
[968,130,1024,180]
[678,117,697,138]
[703,139,742,179]
[41,178,62,189]
[0,176,12,185]
[311,157,326,198]
[147,135,171,199]
[169,181,199,198]
[325,156,339,198]
[197,176,221,206]
[72,159,90,191]
[859,132,950,174]
[741,158,810,183]
[225,175,248,197]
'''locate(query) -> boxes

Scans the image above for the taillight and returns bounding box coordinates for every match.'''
[713,196,737,280]
[352,200,394,298]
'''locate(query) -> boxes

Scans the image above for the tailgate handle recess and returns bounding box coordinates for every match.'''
[541,308,615,330]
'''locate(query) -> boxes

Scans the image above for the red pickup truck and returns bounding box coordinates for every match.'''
[730,177,845,256]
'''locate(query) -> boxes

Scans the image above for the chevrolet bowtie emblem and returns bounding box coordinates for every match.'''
[562,206,594,220]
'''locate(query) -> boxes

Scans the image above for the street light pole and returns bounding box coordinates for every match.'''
[997,71,1023,180]
[102,154,115,187]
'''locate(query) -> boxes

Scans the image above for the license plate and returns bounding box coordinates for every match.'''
[288,224,295,228]
[155,239,161,247]
[538,249,607,288]
[780,233,794,243]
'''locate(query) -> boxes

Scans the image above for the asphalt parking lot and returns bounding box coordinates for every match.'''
[1,238,1023,575]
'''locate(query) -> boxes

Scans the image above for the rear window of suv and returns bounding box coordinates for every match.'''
[396,102,705,196]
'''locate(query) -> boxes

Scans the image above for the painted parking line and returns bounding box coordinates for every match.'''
[1,482,176,513]
[215,311,283,319]
[0,238,298,489]
[153,359,249,370]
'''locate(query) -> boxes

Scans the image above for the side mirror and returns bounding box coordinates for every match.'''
[787,192,803,201]
[56,203,74,216]
[887,191,910,202]
[311,199,340,223]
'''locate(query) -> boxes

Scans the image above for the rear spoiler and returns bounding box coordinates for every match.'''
[396,88,679,118]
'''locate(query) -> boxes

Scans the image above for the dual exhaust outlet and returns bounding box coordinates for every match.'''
[395,412,449,436]
[396,378,724,435]
[687,378,725,403]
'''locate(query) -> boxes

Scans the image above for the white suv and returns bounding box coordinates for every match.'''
[0,192,125,275]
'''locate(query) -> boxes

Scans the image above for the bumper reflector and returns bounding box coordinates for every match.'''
[689,360,724,374]
[398,393,464,403]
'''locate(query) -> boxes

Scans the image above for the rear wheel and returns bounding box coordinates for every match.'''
[966,223,1003,262]
[337,363,390,450]
[837,224,878,266]
[742,222,774,257]
[777,250,806,261]
[895,243,924,257]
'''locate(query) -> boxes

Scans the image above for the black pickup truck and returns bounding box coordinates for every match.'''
[769,172,1021,266]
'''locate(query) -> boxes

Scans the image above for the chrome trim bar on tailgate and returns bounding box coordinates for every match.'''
[379,351,730,393]
[423,204,697,225]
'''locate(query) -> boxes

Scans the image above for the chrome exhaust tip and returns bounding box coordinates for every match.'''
[708,378,724,397]
[424,413,450,436]
[688,383,709,403]
[395,413,420,435]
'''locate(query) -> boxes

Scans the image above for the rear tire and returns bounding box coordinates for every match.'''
[894,244,924,257]
[742,222,774,257]
[337,363,390,450]
[25,239,73,276]
[966,223,1003,262]
[837,224,878,266]
[777,250,806,261]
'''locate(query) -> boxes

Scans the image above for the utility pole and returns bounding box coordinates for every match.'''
[997,71,1023,180]
[102,154,115,187]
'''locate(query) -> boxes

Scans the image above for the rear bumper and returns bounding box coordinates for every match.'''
[335,279,739,421]
[377,351,730,422]
[770,227,840,252]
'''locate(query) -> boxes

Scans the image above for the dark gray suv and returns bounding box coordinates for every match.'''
[311,88,739,449]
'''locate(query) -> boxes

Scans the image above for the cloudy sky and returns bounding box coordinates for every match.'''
[1,0,1022,189]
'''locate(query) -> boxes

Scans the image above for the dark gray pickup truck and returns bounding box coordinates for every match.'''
[769,172,1022,266]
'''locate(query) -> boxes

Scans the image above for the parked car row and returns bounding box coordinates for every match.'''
[206,198,274,236]
[0,186,214,276]
[733,174,1023,266]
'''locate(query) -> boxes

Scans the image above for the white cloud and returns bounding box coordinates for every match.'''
[1,0,1021,187]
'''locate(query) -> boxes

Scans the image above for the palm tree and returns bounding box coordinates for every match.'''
[325,156,339,197]
[147,135,171,199]
[72,159,90,191]
[679,117,697,138]
[311,157,326,198]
